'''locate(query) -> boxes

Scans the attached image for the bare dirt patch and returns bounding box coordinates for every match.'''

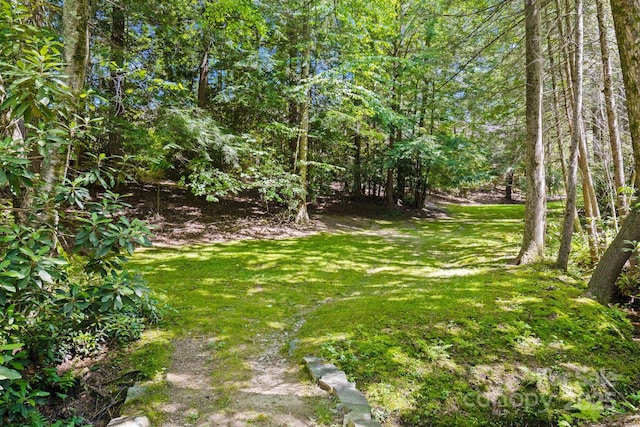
[125,182,449,247]
[159,330,334,427]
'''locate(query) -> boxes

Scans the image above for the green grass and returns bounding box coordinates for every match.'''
[127,203,640,426]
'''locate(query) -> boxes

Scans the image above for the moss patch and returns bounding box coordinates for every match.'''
[128,203,640,426]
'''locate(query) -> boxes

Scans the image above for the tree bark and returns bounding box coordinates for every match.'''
[514,0,546,265]
[64,0,90,94]
[587,207,640,303]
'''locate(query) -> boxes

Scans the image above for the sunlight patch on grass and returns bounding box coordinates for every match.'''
[266,321,286,330]
[424,267,484,277]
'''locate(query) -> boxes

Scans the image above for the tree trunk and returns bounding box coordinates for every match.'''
[44,0,89,229]
[610,0,640,188]
[557,0,584,270]
[514,0,546,265]
[107,0,125,158]
[587,0,640,304]
[505,168,514,201]
[596,0,627,215]
[353,123,363,199]
[295,5,311,225]
[197,41,212,108]
[386,129,395,209]
[578,133,602,263]
[64,0,89,94]
[587,206,640,304]
[295,95,309,224]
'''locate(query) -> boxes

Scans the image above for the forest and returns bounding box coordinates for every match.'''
[2,0,640,425]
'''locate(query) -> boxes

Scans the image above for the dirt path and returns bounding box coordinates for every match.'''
[158,328,332,427]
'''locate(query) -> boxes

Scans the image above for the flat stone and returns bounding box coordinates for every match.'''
[303,356,325,365]
[318,370,350,392]
[124,383,148,404]
[346,419,383,427]
[107,415,150,427]
[307,362,341,383]
[334,384,369,409]
[343,405,372,427]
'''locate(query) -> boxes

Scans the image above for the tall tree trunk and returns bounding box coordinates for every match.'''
[107,0,125,158]
[596,0,627,215]
[556,0,600,264]
[48,0,89,229]
[609,0,640,189]
[587,0,640,304]
[546,6,582,233]
[295,95,310,224]
[557,0,584,270]
[197,41,212,108]
[578,134,602,262]
[386,129,396,209]
[353,123,363,199]
[514,0,546,265]
[295,5,311,225]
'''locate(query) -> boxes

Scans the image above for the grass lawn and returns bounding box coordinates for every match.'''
[127,203,640,426]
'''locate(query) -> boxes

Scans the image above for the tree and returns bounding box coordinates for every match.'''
[608,0,640,189]
[556,0,584,270]
[294,0,312,224]
[106,0,126,157]
[586,0,640,304]
[514,0,546,265]
[595,0,627,216]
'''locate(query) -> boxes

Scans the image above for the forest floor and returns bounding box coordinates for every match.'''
[125,182,516,247]
[66,184,640,427]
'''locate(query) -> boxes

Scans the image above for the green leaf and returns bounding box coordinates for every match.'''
[0,343,23,352]
[0,281,16,292]
[38,269,53,283]
[1,270,26,279]
[0,366,22,381]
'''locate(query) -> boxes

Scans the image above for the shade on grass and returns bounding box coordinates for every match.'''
[129,203,640,426]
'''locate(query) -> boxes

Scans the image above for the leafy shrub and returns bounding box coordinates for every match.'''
[0,5,161,424]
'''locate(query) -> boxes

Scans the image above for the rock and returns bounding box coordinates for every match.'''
[107,415,151,427]
[303,356,325,365]
[318,370,350,392]
[304,355,382,427]
[124,383,148,404]
[334,384,369,409]
[346,419,383,427]
[306,361,341,384]
[343,405,372,427]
